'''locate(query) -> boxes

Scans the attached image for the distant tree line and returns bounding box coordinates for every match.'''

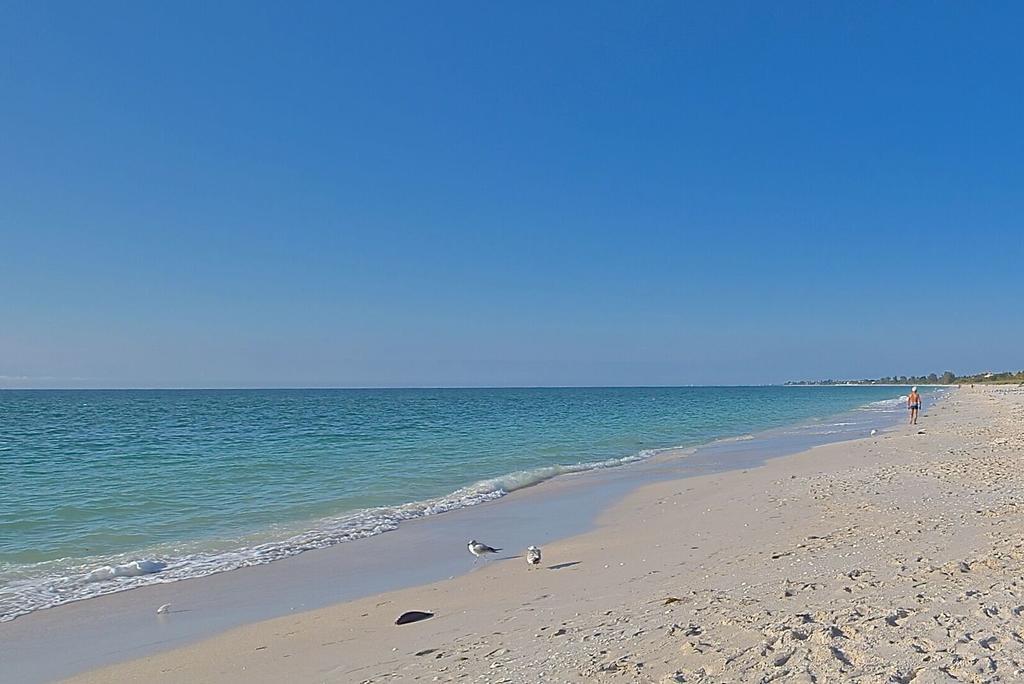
[785,370,1024,386]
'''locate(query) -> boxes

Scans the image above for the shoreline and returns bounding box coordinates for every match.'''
[0,392,919,682]
[58,385,1024,683]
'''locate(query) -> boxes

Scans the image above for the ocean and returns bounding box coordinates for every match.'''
[0,385,929,621]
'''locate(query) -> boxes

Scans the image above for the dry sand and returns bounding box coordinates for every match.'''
[66,386,1024,683]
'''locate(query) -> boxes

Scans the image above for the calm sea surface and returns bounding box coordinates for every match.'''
[0,386,923,620]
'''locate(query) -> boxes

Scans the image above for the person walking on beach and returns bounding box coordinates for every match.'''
[908,386,922,425]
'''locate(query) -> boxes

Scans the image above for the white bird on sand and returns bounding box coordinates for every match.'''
[870,429,878,436]
[467,540,501,563]
[526,545,542,569]
[156,603,171,615]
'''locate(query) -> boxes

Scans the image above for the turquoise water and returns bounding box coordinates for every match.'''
[0,386,920,620]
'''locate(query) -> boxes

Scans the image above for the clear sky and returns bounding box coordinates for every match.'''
[2,2,1021,388]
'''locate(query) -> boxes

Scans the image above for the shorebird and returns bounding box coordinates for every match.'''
[467,540,501,563]
[156,603,171,615]
[526,545,542,569]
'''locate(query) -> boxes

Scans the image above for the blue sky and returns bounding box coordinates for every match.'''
[2,2,1021,388]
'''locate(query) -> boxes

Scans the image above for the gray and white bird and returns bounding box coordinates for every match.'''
[156,603,171,615]
[526,545,542,569]
[467,540,501,562]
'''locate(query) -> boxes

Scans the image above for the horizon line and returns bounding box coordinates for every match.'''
[0,383,934,391]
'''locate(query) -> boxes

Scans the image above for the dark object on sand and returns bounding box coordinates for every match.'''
[396,611,434,625]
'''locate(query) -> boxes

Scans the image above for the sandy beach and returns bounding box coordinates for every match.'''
[6,3,1019,681]
[52,385,1024,683]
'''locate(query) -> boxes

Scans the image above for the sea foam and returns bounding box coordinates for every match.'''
[84,560,166,582]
